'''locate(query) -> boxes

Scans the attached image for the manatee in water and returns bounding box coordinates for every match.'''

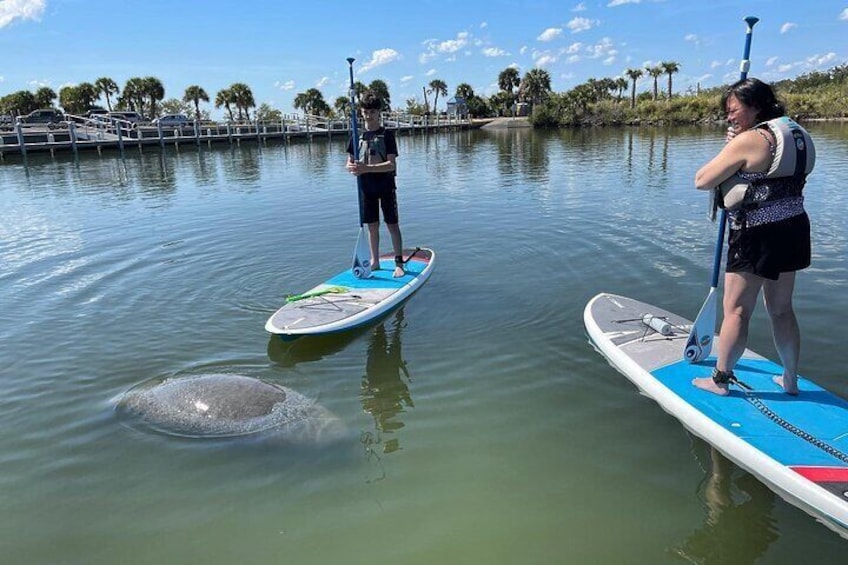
[116,374,344,442]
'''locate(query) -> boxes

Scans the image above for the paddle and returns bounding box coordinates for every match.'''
[347,57,372,279]
[285,286,349,303]
[684,16,759,363]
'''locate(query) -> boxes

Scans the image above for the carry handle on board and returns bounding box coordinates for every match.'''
[347,57,372,279]
[684,16,759,364]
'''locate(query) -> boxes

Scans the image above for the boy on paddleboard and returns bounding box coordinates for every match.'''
[346,90,405,278]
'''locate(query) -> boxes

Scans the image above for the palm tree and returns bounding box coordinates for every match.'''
[214,88,236,122]
[334,95,351,119]
[428,79,447,114]
[498,67,521,95]
[142,77,165,118]
[94,77,119,111]
[625,68,643,109]
[614,77,629,103]
[367,79,391,110]
[120,77,147,114]
[661,61,681,100]
[519,68,552,107]
[183,85,209,121]
[293,88,330,116]
[229,83,255,120]
[34,86,57,108]
[455,83,475,100]
[646,66,663,101]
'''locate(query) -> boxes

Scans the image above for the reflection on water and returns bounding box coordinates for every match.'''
[360,308,412,461]
[672,442,778,564]
[265,326,367,368]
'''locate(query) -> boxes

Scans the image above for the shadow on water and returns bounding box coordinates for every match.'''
[670,440,778,564]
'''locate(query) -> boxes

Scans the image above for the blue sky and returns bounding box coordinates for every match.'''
[1,0,847,118]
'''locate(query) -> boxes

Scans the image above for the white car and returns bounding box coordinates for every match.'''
[153,114,191,127]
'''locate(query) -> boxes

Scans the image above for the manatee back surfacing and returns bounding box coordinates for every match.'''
[116,374,343,441]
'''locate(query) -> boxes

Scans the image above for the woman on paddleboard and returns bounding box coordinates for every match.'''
[691,78,815,396]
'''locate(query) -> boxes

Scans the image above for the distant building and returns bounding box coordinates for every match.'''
[446,96,467,118]
[513,102,530,117]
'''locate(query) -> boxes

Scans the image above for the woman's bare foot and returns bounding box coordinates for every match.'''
[692,376,730,396]
[370,259,381,271]
[392,265,404,278]
[772,375,799,396]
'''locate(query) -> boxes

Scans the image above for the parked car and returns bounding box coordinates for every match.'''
[153,113,191,127]
[108,111,146,125]
[20,108,65,126]
[86,108,109,117]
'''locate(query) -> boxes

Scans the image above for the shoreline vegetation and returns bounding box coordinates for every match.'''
[523,64,848,128]
[1,63,846,131]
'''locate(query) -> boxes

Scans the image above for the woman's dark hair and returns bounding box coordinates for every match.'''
[720,77,785,122]
[360,91,382,111]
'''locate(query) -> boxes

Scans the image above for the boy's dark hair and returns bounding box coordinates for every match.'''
[360,90,382,111]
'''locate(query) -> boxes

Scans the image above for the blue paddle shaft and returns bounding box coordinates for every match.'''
[709,17,758,289]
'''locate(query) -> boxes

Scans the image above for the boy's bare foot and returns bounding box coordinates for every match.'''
[772,375,799,396]
[370,259,380,271]
[692,376,730,396]
[392,266,404,278]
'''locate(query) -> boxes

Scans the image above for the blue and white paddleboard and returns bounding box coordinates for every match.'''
[266,247,434,339]
[584,292,848,538]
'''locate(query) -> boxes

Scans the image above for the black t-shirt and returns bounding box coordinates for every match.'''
[347,127,398,191]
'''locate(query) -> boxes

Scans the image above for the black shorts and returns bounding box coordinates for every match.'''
[358,185,399,225]
[726,212,811,280]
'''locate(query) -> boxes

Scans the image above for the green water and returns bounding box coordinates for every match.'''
[1,123,847,563]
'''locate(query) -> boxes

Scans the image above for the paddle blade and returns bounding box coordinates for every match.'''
[685,287,717,363]
[351,227,371,279]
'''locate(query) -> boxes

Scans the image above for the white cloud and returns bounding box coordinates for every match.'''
[360,48,401,73]
[315,77,330,88]
[400,75,414,83]
[573,2,587,11]
[275,80,295,91]
[840,8,848,20]
[535,54,557,67]
[420,32,471,63]
[482,47,508,57]
[608,0,640,6]
[777,63,794,73]
[766,56,778,67]
[538,28,563,41]
[586,37,616,59]
[425,68,437,77]
[780,22,797,34]
[709,60,722,69]
[520,45,529,55]
[567,54,580,64]
[567,17,597,33]
[480,21,488,28]
[566,42,582,54]
[807,52,836,66]
[0,0,45,28]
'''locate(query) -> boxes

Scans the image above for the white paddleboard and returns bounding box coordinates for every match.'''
[585,292,848,538]
[266,247,434,339]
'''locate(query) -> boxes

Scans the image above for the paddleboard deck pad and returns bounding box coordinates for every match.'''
[585,292,848,538]
[266,247,434,338]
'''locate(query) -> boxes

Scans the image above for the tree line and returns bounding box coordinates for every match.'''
[2,61,845,126]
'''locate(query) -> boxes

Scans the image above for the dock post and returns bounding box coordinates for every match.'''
[15,119,27,158]
[68,121,78,157]
[157,123,165,149]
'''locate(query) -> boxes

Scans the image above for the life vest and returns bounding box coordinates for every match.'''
[728,117,815,228]
[358,129,388,165]
[759,116,815,181]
